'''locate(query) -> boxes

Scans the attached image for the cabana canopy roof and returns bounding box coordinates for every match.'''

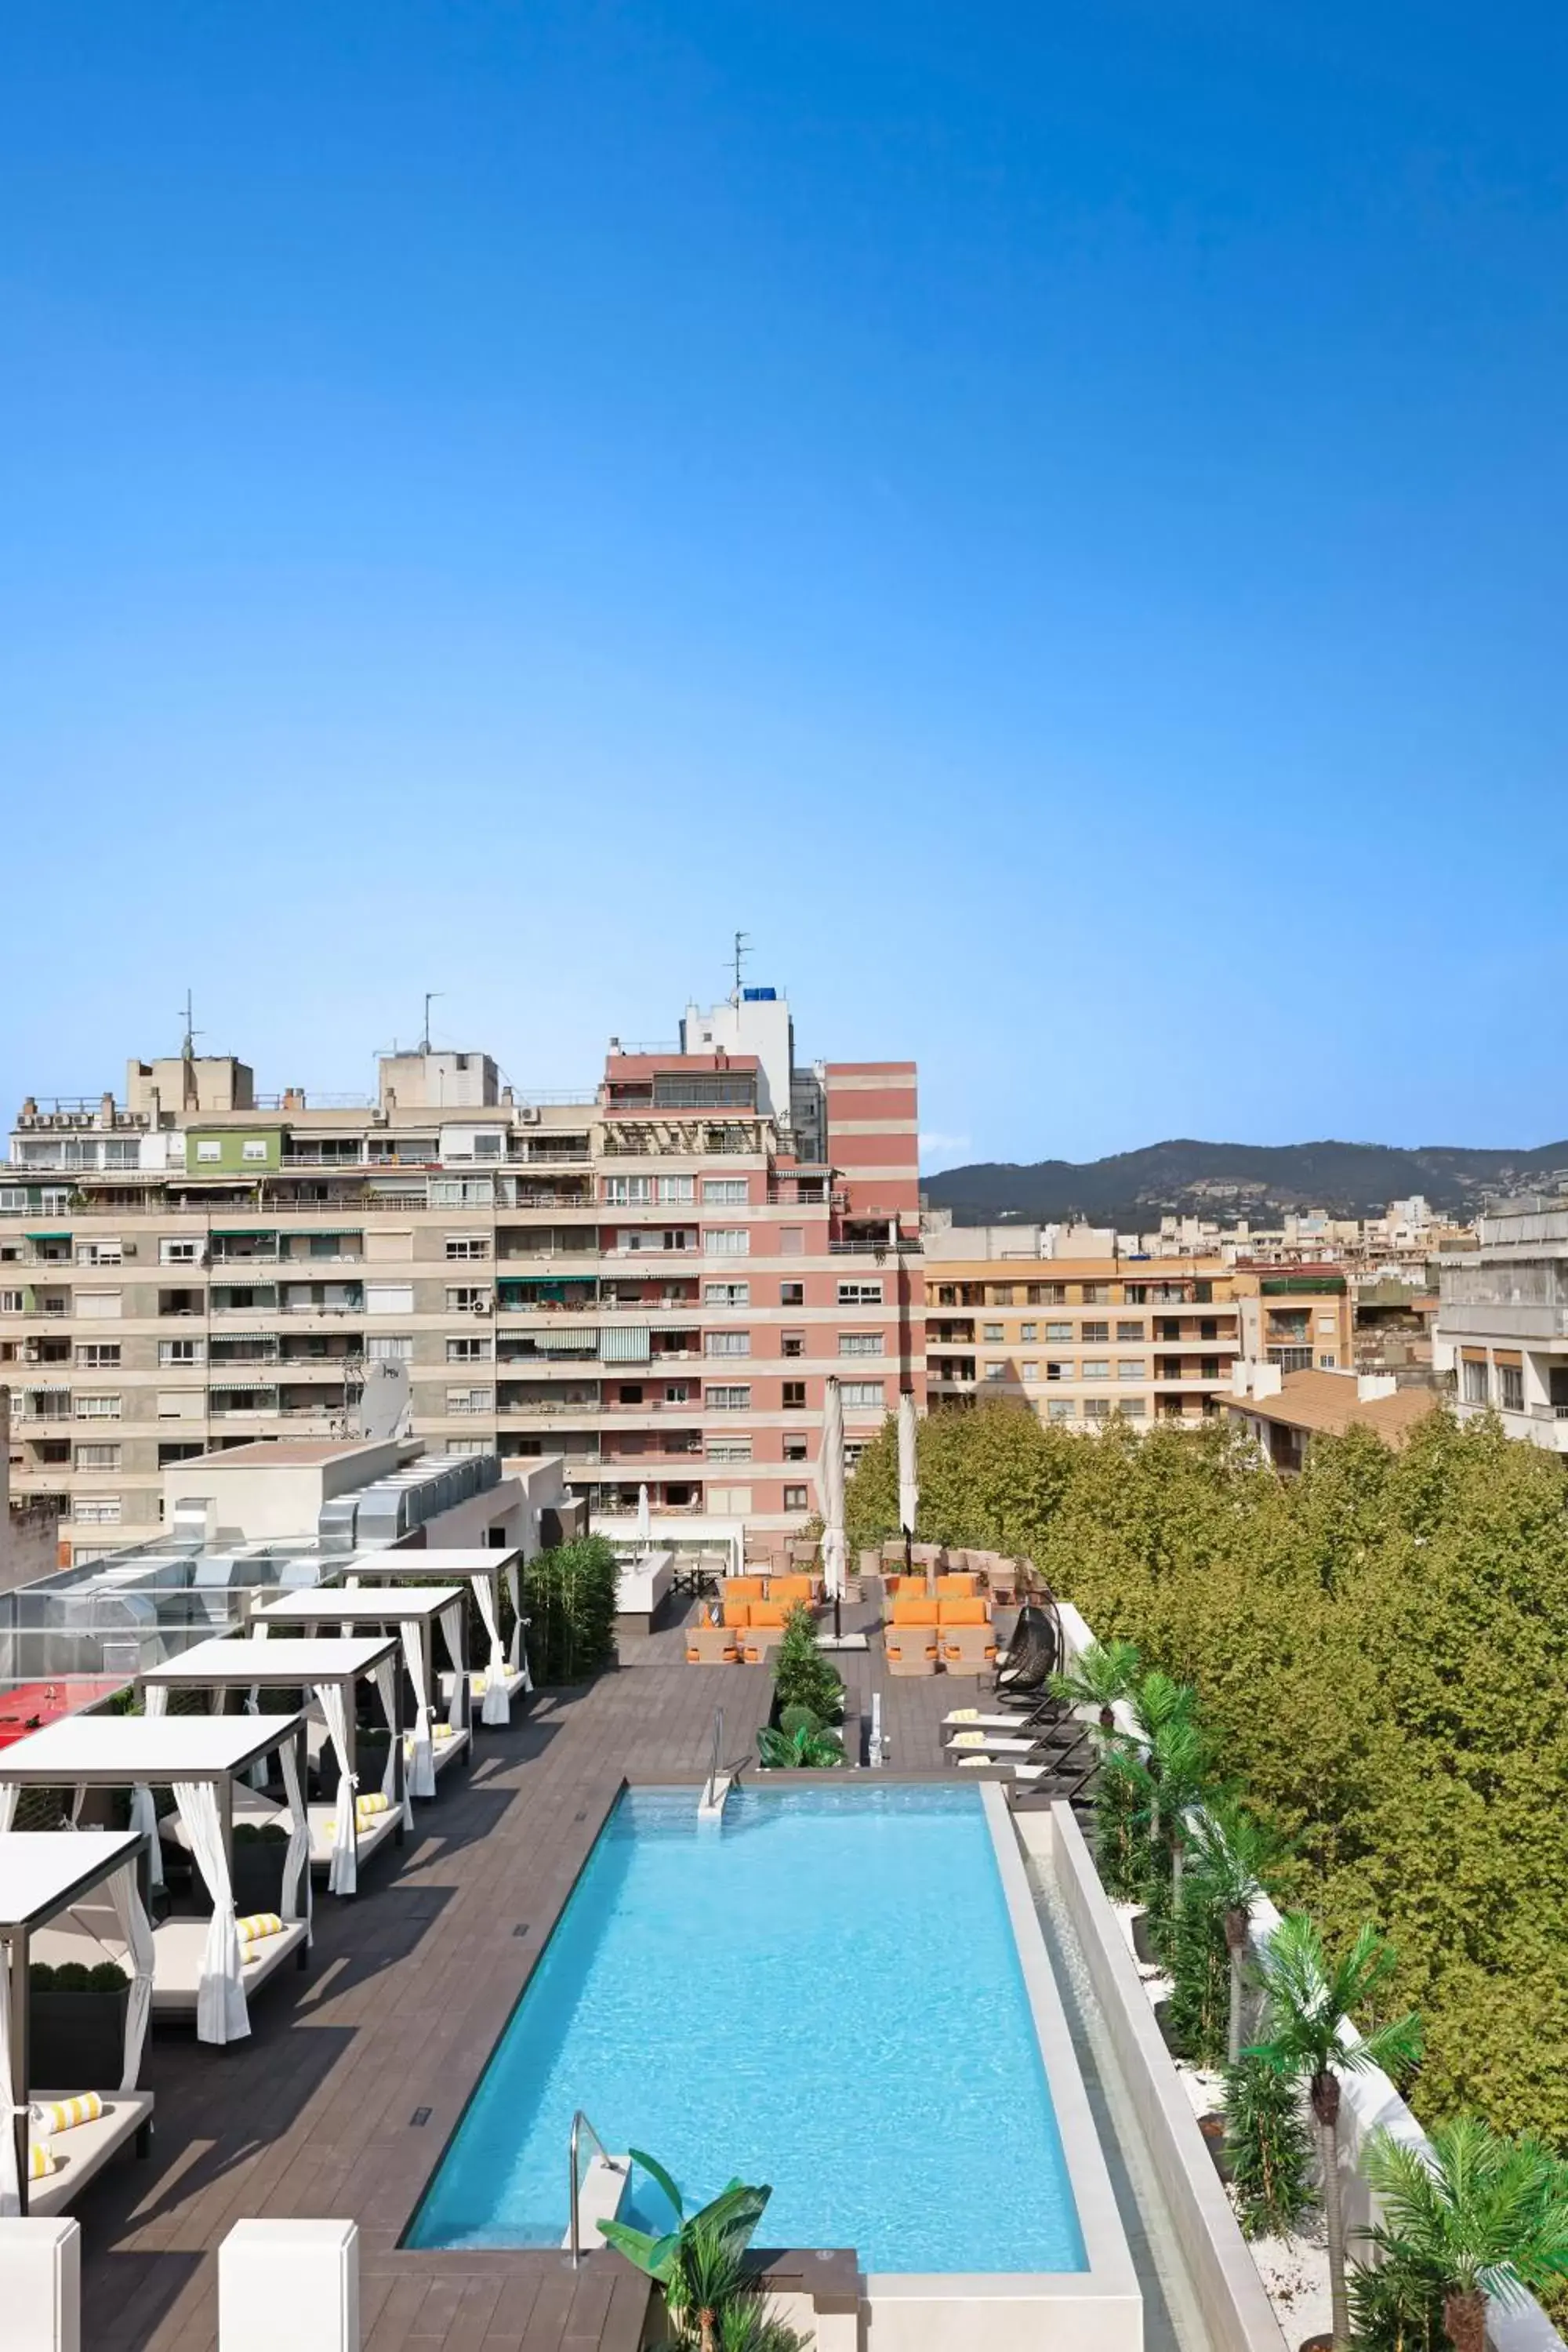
[141,1635,395,1687]
[0,1712,303,1784]
[0,1829,145,1931]
[336,1548,521,1575]
[256,1588,464,1627]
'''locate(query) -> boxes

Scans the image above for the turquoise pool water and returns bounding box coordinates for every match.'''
[410,1783,1087,2273]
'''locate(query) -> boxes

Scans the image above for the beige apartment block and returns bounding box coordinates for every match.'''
[3,997,922,1563]
[925,1255,1352,1428]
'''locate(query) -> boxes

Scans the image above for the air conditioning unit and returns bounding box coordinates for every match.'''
[519,1105,542,1125]
[472,1299,492,1316]
[122,1242,138,1258]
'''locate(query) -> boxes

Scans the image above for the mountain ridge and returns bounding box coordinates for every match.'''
[921,1137,1568,1230]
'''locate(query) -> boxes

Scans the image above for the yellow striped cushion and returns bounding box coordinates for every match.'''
[949,1708,981,1722]
[472,1674,488,1694]
[355,1791,390,1817]
[236,1911,285,1945]
[949,1730,989,1748]
[28,2142,58,2180]
[31,2093,103,2138]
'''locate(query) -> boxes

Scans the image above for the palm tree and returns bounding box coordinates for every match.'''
[1187,1802,1285,2061]
[1360,2117,1568,2352]
[601,2154,771,2352]
[1047,1636,1142,1737]
[1249,1918,1423,2348]
[1142,1712,1214,1898]
[1361,2118,1568,2352]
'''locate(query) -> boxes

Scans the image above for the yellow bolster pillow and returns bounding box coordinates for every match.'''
[949,1730,989,1748]
[356,1791,390,1817]
[237,1912,285,1946]
[948,1708,981,1722]
[31,2093,103,2139]
[29,2143,58,2180]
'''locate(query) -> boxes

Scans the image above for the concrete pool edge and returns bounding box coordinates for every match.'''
[862,1782,1142,2352]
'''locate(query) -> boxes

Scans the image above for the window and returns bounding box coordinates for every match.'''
[75,1343,121,1368]
[1317,1352,1337,1370]
[982,1323,1004,1342]
[983,1363,1007,1382]
[1120,1397,1147,1418]
[445,1236,488,1260]
[1499,1363,1525,1412]
[75,1394,122,1419]
[447,1335,492,1362]
[1047,1398,1076,1421]
[242,1139,268,1163]
[702,1178,748,1204]
[0,1291,22,1316]
[837,1281,883,1306]
[74,1443,121,1470]
[840,1381,884,1410]
[618,1227,696,1253]
[196,1139,221,1163]
[782,1484,809,1512]
[704,1282,750,1306]
[783,1433,808,1461]
[779,1227,804,1255]
[367,1334,412,1361]
[1118,1360,1146,1381]
[705,1229,750,1256]
[838,1333,880,1356]
[663,1382,691,1403]
[76,1240,122,1266]
[366,1282,415,1314]
[445,1387,495,1414]
[782,1380,807,1410]
[1080,1283,1109,1305]
[443,1437,488,1457]
[1083,1397,1112,1421]
[1022,1362,1039,1381]
[160,1237,199,1264]
[1316,1316,1339,1336]
[706,1438,753,1464]
[779,1281,804,1306]
[658,1175,695,1204]
[1267,1346,1312,1374]
[618,1383,644,1404]
[1462,1359,1489,1405]
[159,1339,204,1366]
[1202,1357,1221,1380]
[1045,1322,1072,1342]
[430,1177,495,1207]
[1081,1320,1109,1343]
[1082,1360,1109,1380]
[605,1174,652,1205]
[706,1385,751,1410]
[1029,1284,1067,1306]
[704,1331,751,1356]
[1020,1322,1036,1342]
[159,1439,205,1465]
[990,1285,1014,1306]
[73,1496,122,1523]
[1047,1361,1072,1381]
[75,1291,122,1320]
[445,1287,490,1312]
[1116,1320,1145,1341]
[158,1389,204,1420]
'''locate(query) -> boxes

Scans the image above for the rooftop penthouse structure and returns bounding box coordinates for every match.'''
[2,989,922,1561]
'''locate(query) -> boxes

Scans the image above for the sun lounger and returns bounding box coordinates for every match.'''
[25,2091,155,2217]
[307,1799,400,1875]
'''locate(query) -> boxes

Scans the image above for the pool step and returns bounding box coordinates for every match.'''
[562,2151,630,2252]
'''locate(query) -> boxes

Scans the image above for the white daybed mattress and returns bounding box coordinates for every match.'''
[27,2090,154,2216]
[307,1800,401,1874]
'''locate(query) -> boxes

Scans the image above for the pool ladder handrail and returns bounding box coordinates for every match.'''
[568,2107,618,2267]
[702,1703,724,1810]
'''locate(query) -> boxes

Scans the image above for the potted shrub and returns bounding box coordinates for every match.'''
[769,1606,844,1726]
[1221,2053,1315,2241]
[28,1960,130,2090]
[187,1821,290,1917]
[757,1706,845,1770]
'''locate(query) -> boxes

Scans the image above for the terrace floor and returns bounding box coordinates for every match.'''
[72,1588,970,2352]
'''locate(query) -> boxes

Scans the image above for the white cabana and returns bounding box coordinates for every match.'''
[252,1588,471,1801]
[0,1715,310,2049]
[331,1549,528,1724]
[0,1829,156,2218]
[140,1636,403,1899]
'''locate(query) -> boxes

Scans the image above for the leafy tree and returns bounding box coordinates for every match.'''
[1047,1636,1142,1735]
[1359,2118,1568,2352]
[601,2153,771,2352]
[1249,1916,1424,2347]
[770,1606,843,1723]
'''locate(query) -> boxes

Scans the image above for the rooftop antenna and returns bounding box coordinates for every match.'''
[731,931,750,1004]
[419,992,443,1054]
[179,989,201,1109]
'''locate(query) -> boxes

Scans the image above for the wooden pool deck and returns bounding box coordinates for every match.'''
[73,1592,977,2352]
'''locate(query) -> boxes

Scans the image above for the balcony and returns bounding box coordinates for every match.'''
[1438,1300,1568,1344]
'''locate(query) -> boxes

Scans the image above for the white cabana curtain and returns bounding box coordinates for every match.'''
[372,1656,411,1828]
[316,1681,357,1896]
[0,1788,15,1835]
[106,1859,154,2091]
[172,1780,248,2045]
[472,1575,509,1725]
[278,1740,311,1945]
[438,1601,466,1733]
[818,1377,848,1600]
[135,1685,168,1889]
[505,1559,532,1693]
[400,1623,436,1799]
[0,1944,18,2216]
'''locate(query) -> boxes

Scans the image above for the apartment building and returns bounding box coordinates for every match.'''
[925,1254,1352,1427]
[2,993,923,1559]
[1434,1199,1568,1450]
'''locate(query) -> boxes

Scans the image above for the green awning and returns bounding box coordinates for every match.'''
[212,1229,278,1240]
[25,1231,71,1242]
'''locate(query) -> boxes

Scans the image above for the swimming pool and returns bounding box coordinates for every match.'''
[410,1781,1088,2274]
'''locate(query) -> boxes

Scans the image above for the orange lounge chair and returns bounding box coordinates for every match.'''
[768,1574,817,1608]
[723,1576,767,1603]
[938,1596,997,1672]
[686,1606,739,1664]
[742,1600,789,1664]
[936,1573,978,1599]
[886,1599,940,1677]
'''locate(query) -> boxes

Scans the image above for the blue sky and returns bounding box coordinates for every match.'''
[4,3,1566,1170]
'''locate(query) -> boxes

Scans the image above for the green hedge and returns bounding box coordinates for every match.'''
[521,1536,619,1684]
[846,1401,1568,2143]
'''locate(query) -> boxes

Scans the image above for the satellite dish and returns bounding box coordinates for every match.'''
[354,1359,412,1442]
